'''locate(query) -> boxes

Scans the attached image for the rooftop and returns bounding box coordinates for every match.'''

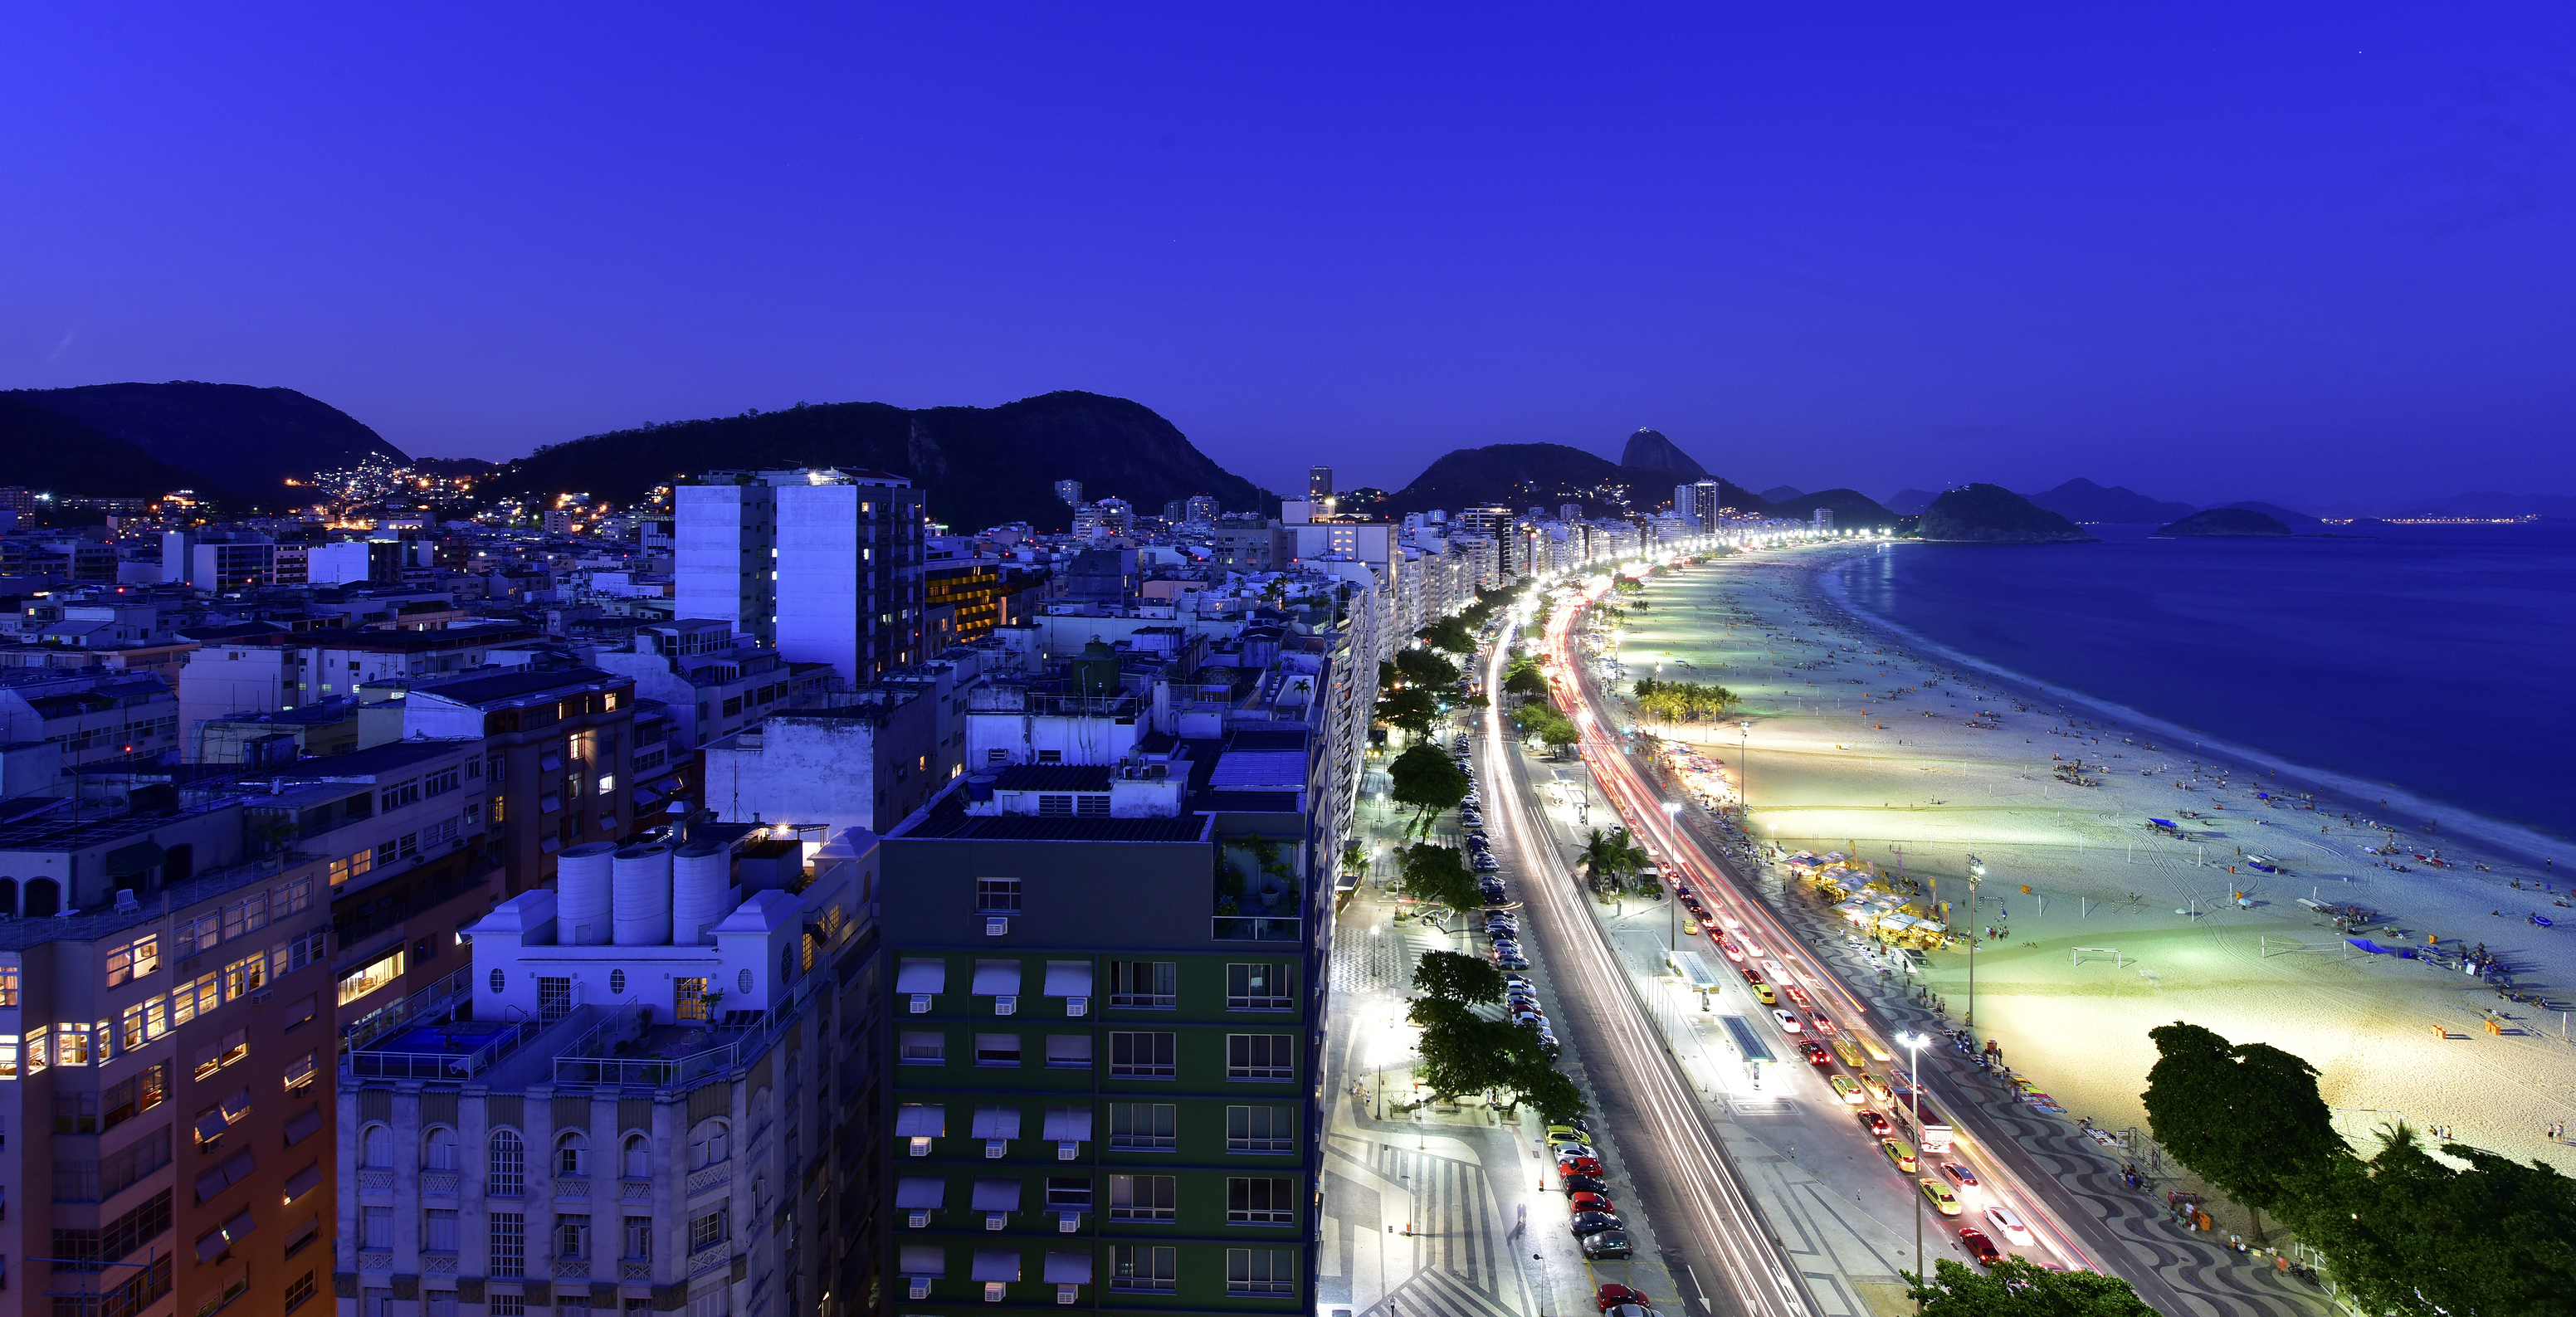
[410,666,627,708]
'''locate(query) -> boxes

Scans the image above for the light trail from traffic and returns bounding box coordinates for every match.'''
[1481,619,1821,1317]
[1536,576,2116,1282]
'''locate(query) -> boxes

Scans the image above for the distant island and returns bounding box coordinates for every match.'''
[2154,507,2291,538]
[1916,483,2097,544]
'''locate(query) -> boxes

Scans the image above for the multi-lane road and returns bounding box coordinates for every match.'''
[1530,579,2320,1317]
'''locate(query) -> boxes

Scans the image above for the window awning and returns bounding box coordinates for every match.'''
[541,835,563,854]
[969,1109,1021,1140]
[633,787,662,807]
[285,1106,323,1147]
[970,1179,1021,1212]
[970,1249,1022,1282]
[898,1245,946,1278]
[895,959,946,993]
[1043,1252,1093,1284]
[970,960,1022,995]
[104,840,166,877]
[222,1088,253,1122]
[895,1177,946,1209]
[195,1110,232,1144]
[1045,1036,1091,1065]
[284,1161,323,1203]
[895,1105,944,1137]
[1041,1109,1092,1142]
[1042,962,1093,996]
[194,1210,256,1262]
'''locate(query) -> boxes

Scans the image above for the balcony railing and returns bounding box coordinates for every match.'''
[341,965,473,1054]
[1212,915,1302,942]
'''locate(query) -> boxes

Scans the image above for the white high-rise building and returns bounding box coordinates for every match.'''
[676,469,927,687]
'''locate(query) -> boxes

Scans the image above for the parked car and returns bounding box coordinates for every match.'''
[1568,1192,1617,1216]
[1550,1142,1597,1161]
[1569,1211,1623,1238]
[1582,1230,1636,1261]
[1594,1284,1650,1312]
[1557,1154,1604,1178]
[1958,1227,2001,1266]
[1560,1173,1608,1196]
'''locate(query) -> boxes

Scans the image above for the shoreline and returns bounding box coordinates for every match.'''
[1806,544,2566,872]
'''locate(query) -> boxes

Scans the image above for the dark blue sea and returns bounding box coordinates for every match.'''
[1827,524,2576,848]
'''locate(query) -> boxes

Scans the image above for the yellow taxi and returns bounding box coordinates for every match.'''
[1682,917,1700,936]
[1861,1074,1894,1105]
[1919,1178,1962,1217]
[1831,1038,1865,1068]
[1861,1036,1893,1062]
[1882,1138,1919,1174]
[1828,1075,1863,1105]
[1751,982,1776,1006]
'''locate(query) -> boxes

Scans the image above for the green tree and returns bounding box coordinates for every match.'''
[1411,950,1504,1006]
[1394,646,1461,688]
[1905,1257,2155,1315]
[1417,617,1476,656]
[1393,842,1485,922]
[1503,664,1551,699]
[2291,1122,2576,1317]
[2142,1022,2342,1243]
[1388,744,1470,834]
[1376,685,1438,736]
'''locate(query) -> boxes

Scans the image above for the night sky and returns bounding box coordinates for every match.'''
[5,4,2570,510]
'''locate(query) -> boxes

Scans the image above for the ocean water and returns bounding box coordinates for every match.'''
[1827,523,2576,847]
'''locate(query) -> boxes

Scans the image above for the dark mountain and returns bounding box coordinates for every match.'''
[8,382,408,500]
[0,395,217,501]
[1382,442,1765,518]
[1883,488,1940,515]
[1759,485,1804,504]
[1618,427,1707,477]
[414,456,503,480]
[2213,500,2324,533]
[498,391,1270,531]
[1917,483,2095,544]
[2155,507,2291,538]
[2025,477,2196,524]
[1766,489,1900,529]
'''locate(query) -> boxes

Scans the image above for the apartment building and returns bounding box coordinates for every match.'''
[675,470,928,687]
[334,823,876,1317]
[0,667,183,770]
[0,781,338,1317]
[398,668,637,896]
[872,737,1328,1317]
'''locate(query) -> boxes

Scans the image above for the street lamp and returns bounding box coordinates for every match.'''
[1964,855,1986,1030]
[1900,1031,1929,1309]
[1737,720,1752,827]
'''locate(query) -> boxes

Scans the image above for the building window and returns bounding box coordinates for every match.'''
[1227,1248,1296,1295]
[1227,1176,1296,1226]
[689,1208,728,1253]
[1227,1105,1295,1154]
[1044,1177,1092,1210]
[622,1134,650,1178]
[361,1122,393,1168]
[1108,1245,1175,1293]
[425,1126,459,1170]
[105,934,160,988]
[1107,1032,1176,1078]
[557,1131,588,1176]
[54,1089,100,1134]
[1107,1175,1176,1222]
[1108,1102,1176,1150]
[556,1214,591,1259]
[338,949,406,1007]
[1106,961,1175,1008]
[362,1205,394,1249]
[687,1120,729,1169]
[1076,795,1110,817]
[489,1129,527,1196]
[623,1216,652,1261]
[1227,1033,1295,1081]
[426,1208,460,1251]
[975,878,1022,913]
[284,1271,318,1314]
[1037,749,1063,764]
[899,1032,946,1066]
[1044,1034,1092,1069]
[973,1033,1022,1067]
[1227,963,1294,1011]
[1037,795,1072,817]
[489,1212,527,1277]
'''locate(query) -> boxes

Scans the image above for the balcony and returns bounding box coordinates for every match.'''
[1212,916,1302,942]
[555,1177,590,1199]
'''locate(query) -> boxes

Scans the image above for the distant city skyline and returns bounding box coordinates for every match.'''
[4,7,2570,513]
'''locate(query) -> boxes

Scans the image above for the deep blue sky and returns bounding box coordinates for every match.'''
[5,4,2571,511]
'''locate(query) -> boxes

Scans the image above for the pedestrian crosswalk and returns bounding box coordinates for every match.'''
[1354,1143,1530,1317]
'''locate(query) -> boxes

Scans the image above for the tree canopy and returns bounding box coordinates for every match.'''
[1388,744,1470,832]
[1633,677,1738,723]
[1375,685,1439,736]
[1905,1257,2155,1316]
[1502,655,1552,698]
[2142,1022,2340,1228]
[2291,1123,2576,1317]
[1394,646,1461,689]
[1393,842,1484,917]
[1412,949,1505,1006]
[1579,827,1653,890]
[1511,700,1580,748]
[1417,617,1476,656]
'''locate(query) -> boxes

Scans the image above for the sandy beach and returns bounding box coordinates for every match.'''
[1608,543,2576,1206]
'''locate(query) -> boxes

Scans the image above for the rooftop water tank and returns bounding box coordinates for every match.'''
[671,841,732,947]
[558,842,618,946]
[612,843,674,946]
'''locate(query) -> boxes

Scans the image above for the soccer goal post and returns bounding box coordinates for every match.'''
[2071,946,2122,968]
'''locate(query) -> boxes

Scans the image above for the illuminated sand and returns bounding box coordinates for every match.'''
[1607,544,2576,1189]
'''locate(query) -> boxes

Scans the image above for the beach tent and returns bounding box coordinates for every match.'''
[2345,938,2417,958]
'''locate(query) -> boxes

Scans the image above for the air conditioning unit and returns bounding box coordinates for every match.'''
[993,996,1017,1017]
[1056,1213,1080,1233]
[984,917,1008,937]
[1057,1285,1078,1305]
[984,1213,1006,1232]
[908,1210,929,1229]
[910,994,931,1014]
[908,1280,931,1300]
[1065,997,1087,1017]
[984,1140,1005,1159]
[1056,1142,1078,1161]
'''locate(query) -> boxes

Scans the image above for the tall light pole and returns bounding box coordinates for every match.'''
[1964,855,1986,1030]
[1899,1030,1929,1307]
[1738,720,1753,836]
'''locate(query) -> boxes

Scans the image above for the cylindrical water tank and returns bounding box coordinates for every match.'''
[557,842,618,946]
[612,844,674,946]
[671,841,732,947]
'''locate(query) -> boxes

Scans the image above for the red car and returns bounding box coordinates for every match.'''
[1596,1285,1651,1312]
[1739,967,1764,986]
[1958,1227,2002,1266]
[1783,983,1812,1007]
[1568,1192,1617,1216]
[1798,1040,1832,1066]
[1807,1012,1838,1035]
[1558,1155,1605,1180]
